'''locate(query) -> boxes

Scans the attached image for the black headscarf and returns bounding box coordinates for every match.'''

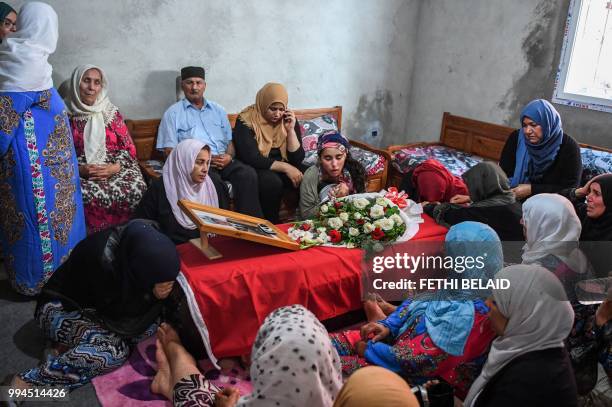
[42,220,180,331]
[581,174,612,241]
[0,2,15,21]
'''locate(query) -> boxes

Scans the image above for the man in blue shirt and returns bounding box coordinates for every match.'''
[156,66,262,217]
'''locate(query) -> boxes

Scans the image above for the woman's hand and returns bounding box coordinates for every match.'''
[360,322,390,342]
[450,194,471,205]
[575,179,594,199]
[511,184,532,200]
[284,163,303,188]
[79,164,90,179]
[331,182,350,199]
[153,281,174,299]
[89,163,120,181]
[282,109,296,133]
[215,388,240,407]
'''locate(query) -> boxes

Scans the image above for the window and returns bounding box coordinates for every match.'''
[553,0,612,113]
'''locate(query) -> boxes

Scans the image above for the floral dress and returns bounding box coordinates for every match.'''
[70,111,146,233]
[330,299,495,400]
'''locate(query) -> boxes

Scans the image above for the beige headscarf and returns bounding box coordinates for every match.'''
[66,64,118,164]
[238,82,288,160]
[333,366,419,407]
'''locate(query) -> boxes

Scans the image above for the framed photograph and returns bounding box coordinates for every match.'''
[178,200,300,258]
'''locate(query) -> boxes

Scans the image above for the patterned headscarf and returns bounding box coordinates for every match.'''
[238,305,343,406]
[317,131,350,154]
[238,83,289,160]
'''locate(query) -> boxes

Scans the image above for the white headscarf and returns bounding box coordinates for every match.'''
[162,139,218,229]
[463,264,574,406]
[66,64,118,164]
[238,305,343,407]
[0,2,57,92]
[521,193,586,271]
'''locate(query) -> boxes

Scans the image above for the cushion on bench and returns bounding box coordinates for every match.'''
[580,147,612,185]
[392,145,483,177]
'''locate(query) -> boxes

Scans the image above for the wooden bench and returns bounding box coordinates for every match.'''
[386,111,612,188]
[127,106,390,221]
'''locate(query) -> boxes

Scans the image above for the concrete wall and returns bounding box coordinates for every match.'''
[405,0,612,148]
[11,0,420,147]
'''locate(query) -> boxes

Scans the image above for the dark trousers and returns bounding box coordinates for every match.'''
[256,169,296,224]
[209,159,263,218]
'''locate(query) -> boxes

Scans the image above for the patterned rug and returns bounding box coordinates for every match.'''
[92,336,253,406]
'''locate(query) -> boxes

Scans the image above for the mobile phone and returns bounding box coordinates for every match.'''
[258,223,276,235]
[283,111,291,122]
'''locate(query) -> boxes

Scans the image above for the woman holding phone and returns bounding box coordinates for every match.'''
[233,82,305,223]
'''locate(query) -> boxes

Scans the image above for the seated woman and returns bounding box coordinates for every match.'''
[463,264,577,407]
[329,221,502,400]
[499,98,582,200]
[135,139,218,244]
[66,64,147,233]
[560,174,612,241]
[0,2,16,42]
[299,132,366,219]
[424,161,523,241]
[399,158,468,203]
[233,82,305,224]
[9,220,180,390]
[151,305,343,406]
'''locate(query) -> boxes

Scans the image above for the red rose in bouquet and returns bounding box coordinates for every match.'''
[371,227,385,240]
[328,229,343,243]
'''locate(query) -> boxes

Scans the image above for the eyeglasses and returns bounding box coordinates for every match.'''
[3,18,16,29]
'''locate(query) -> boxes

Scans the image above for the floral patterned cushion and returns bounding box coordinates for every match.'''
[580,147,612,184]
[392,145,483,177]
[299,115,339,153]
[302,146,386,176]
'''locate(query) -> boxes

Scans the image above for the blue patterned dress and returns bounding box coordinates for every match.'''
[0,88,85,295]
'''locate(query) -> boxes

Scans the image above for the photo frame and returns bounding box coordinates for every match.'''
[178,200,300,259]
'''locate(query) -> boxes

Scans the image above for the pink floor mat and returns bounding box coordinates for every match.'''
[92,336,253,407]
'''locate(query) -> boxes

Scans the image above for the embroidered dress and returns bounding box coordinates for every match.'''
[0,88,85,295]
[70,111,146,233]
[330,300,494,400]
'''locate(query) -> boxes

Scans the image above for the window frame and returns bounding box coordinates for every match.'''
[552,0,612,113]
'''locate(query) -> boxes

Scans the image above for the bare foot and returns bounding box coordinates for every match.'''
[157,323,201,388]
[364,300,387,322]
[374,294,397,315]
[151,338,173,400]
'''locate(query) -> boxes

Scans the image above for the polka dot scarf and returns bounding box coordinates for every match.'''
[238,305,343,407]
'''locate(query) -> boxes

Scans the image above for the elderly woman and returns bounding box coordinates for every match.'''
[299,132,366,219]
[464,264,577,407]
[0,2,16,42]
[499,99,582,200]
[233,82,305,224]
[425,161,523,241]
[151,305,343,406]
[399,158,469,204]
[0,2,85,295]
[135,139,218,244]
[7,220,180,391]
[66,65,147,233]
[330,222,502,400]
